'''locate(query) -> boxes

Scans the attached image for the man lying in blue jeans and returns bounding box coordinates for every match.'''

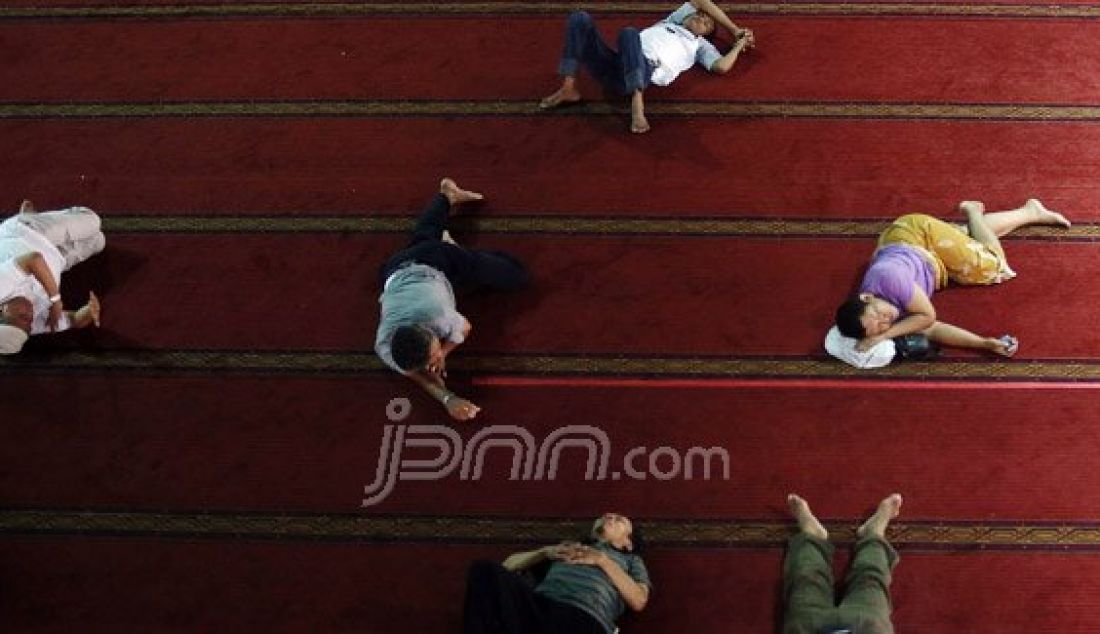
[540,0,755,133]
[784,493,904,634]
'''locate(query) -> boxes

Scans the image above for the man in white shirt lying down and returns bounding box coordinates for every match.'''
[540,0,755,133]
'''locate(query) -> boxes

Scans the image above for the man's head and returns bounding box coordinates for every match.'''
[0,296,32,354]
[684,11,716,37]
[591,512,642,553]
[0,296,33,334]
[835,293,900,339]
[390,325,443,372]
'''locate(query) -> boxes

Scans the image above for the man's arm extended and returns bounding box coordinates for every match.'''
[14,251,63,330]
[407,370,481,421]
[924,321,1017,356]
[690,0,742,35]
[710,31,752,74]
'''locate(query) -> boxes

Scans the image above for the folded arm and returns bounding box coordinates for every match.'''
[690,0,742,35]
[15,251,63,330]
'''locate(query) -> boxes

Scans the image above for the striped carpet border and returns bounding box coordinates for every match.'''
[101,215,1099,240]
[3,101,1100,121]
[3,509,1100,550]
[5,350,1100,381]
[3,2,1100,20]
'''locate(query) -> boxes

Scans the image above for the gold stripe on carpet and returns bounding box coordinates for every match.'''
[2,101,1100,121]
[3,3,1099,20]
[4,350,1100,380]
[100,215,1100,240]
[2,510,1099,548]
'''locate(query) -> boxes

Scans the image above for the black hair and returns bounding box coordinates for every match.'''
[835,295,870,339]
[390,326,433,371]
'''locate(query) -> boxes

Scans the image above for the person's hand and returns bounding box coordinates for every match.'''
[47,299,63,331]
[84,291,101,327]
[561,545,607,567]
[990,334,1019,357]
[737,28,755,49]
[445,395,481,421]
[427,356,447,380]
[542,541,581,560]
[856,335,887,352]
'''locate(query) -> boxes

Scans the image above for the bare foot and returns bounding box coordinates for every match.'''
[439,178,483,206]
[857,494,903,539]
[539,84,582,110]
[18,199,36,215]
[958,200,985,218]
[787,494,828,540]
[1025,198,1071,228]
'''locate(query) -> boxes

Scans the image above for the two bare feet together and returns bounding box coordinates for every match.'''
[786,493,903,541]
[539,78,650,134]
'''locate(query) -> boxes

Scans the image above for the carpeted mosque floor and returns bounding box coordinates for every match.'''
[2,1,1100,632]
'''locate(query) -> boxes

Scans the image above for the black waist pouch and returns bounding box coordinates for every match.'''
[893,334,939,361]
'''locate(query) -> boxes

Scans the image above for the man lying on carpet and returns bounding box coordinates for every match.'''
[784,493,903,634]
[831,199,1071,366]
[375,178,528,421]
[0,200,104,354]
[463,512,649,634]
[539,0,755,133]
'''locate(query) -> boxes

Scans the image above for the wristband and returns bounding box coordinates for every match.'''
[48,294,61,304]
[442,392,454,405]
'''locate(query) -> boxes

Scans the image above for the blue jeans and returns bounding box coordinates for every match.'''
[557,11,653,95]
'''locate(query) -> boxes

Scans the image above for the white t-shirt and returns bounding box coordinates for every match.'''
[640,3,723,86]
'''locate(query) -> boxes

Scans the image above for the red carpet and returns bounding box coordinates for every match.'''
[3,2,1100,632]
[2,118,1097,218]
[3,376,1100,521]
[3,17,1098,104]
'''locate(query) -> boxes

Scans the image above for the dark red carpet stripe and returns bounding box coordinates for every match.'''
[4,118,1099,219]
[3,376,1100,520]
[3,538,1100,633]
[47,233,1100,359]
[3,17,1098,104]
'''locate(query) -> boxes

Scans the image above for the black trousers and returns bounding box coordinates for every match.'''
[379,194,529,292]
[463,561,606,634]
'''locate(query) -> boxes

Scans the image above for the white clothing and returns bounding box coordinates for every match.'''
[640,3,723,86]
[0,207,104,338]
[824,326,897,369]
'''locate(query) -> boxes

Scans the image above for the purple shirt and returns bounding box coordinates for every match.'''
[859,244,935,311]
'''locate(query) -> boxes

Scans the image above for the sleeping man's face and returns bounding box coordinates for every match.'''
[0,296,33,333]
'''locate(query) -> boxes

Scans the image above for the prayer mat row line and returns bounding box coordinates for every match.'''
[3,101,1100,121]
[4,351,1100,380]
[98,215,1100,240]
[5,509,1100,549]
[4,2,1100,20]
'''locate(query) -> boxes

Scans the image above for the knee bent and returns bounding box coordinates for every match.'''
[568,11,594,28]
